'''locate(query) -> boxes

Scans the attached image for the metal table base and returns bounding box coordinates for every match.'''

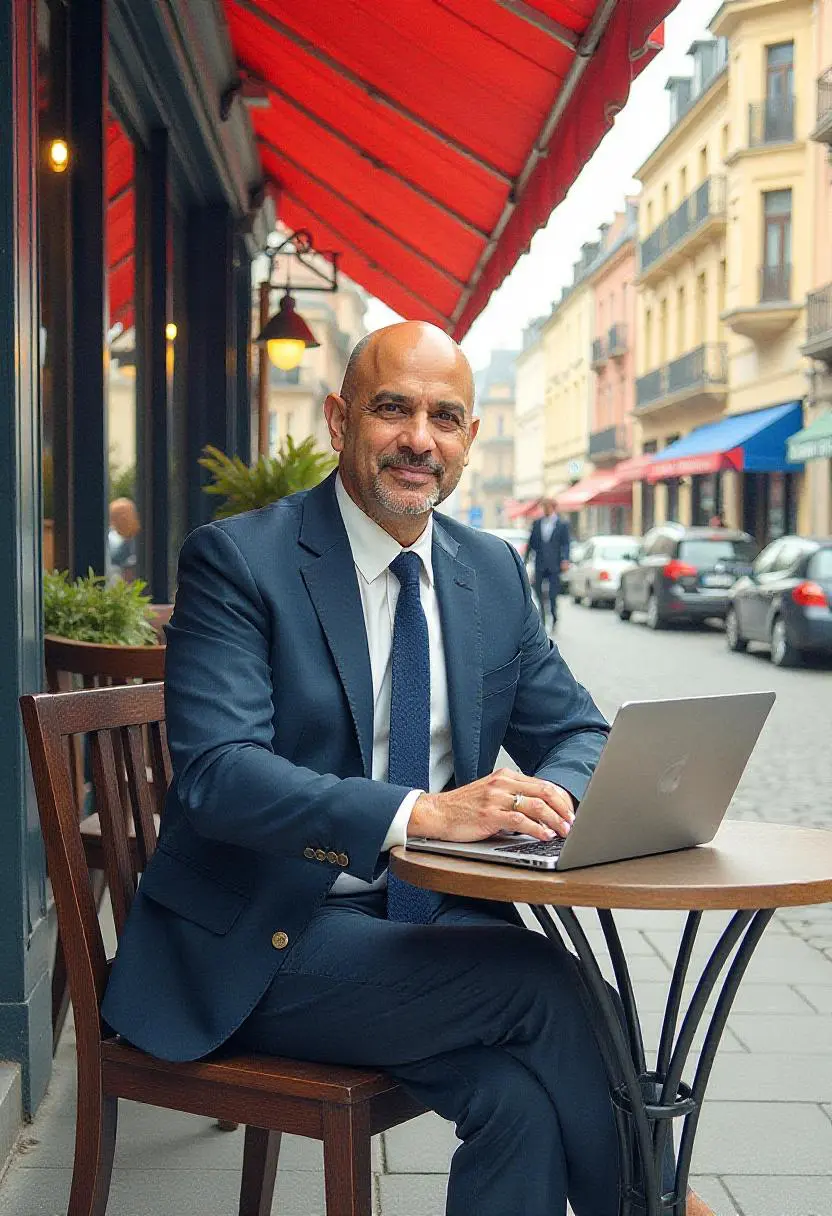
[530,904,775,1216]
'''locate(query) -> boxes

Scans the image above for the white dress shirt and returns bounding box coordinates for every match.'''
[330,475,454,896]
[541,514,558,544]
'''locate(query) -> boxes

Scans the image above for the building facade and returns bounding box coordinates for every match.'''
[457,350,519,530]
[513,318,547,506]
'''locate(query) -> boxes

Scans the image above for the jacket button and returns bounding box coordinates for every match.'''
[303,847,315,859]
[314,849,327,862]
[326,850,338,864]
[337,853,349,867]
[271,931,289,950]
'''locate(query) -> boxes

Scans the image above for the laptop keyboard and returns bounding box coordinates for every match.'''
[496,837,566,858]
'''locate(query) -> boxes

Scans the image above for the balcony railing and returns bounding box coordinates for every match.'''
[815,67,832,142]
[590,337,607,368]
[607,323,628,357]
[807,283,832,342]
[759,263,792,303]
[748,95,795,147]
[588,425,628,460]
[635,343,727,409]
[639,176,726,274]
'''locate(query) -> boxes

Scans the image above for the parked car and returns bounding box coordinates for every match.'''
[569,535,640,607]
[483,527,530,560]
[726,536,832,667]
[616,524,759,629]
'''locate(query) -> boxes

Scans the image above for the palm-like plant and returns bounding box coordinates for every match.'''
[199,437,336,520]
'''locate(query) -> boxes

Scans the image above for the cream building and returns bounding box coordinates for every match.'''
[513,317,547,506]
[634,4,815,545]
[543,244,597,501]
[456,350,518,530]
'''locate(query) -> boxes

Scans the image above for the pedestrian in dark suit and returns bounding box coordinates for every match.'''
[102,323,708,1216]
[527,499,571,627]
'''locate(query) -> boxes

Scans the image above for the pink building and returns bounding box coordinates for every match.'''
[586,201,638,533]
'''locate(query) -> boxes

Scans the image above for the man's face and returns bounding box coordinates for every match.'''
[325,329,477,531]
[543,500,555,516]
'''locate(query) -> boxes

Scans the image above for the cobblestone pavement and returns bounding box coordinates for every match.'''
[553,597,832,960]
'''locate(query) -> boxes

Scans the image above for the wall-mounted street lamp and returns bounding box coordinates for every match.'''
[254,229,339,455]
[47,138,70,173]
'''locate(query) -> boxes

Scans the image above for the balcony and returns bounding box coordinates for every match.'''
[748,96,795,148]
[587,425,629,464]
[479,432,514,448]
[802,283,832,363]
[810,68,832,144]
[635,343,728,414]
[638,176,726,285]
[722,264,802,340]
[482,474,514,494]
[590,337,607,370]
[607,323,628,358]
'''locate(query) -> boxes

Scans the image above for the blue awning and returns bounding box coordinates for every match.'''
[647,401,804,482]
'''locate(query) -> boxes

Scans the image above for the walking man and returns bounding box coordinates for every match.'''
[527,498,571,628]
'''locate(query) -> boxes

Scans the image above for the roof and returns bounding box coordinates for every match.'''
[223,0,672,338]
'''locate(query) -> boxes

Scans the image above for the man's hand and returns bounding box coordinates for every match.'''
[560,559,570,572]
[408,769,575,843]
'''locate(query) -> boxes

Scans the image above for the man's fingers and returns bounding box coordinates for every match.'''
[509,774,575,822]
[507,797,571,839]
[505,809,558,842]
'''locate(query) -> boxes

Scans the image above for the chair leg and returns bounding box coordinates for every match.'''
[239,1126,281,1216]
[68,1092,117,1216]
[322,1103,372,1216]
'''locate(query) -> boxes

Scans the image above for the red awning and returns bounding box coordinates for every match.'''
[107,119,135,333]
[556,469,632,510]
[613,453,658,483]
[505,498,545,521]
[223,0,673,338]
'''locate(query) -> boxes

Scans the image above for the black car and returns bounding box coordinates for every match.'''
[726,536,832,667]
[616,524,759,630]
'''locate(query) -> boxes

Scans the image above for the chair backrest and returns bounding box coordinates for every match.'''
[20,683,168,1040]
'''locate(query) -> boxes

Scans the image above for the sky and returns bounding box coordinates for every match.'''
[363,0,724,371]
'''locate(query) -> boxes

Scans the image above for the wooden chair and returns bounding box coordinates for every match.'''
[20,683,424,1216]
[43,632,167,1050]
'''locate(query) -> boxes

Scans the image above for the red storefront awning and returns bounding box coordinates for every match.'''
[556,469,632,510]
[107,119,135,333]
[223,0,673,338]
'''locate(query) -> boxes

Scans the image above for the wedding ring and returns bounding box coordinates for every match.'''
[512,792,524,812]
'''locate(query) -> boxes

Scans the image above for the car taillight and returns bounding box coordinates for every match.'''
[792,581,828,608]
[598,570,610,581]
[664,560,697,582]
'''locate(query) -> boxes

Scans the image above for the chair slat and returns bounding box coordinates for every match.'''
[149,720,172,816]
[122,724,158,870]
[89,729,137,935]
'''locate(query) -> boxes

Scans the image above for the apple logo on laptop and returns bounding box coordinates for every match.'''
[658,756,688,796]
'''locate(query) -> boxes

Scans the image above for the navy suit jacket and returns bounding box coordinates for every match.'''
[528,515,571,574]
[102,473,609,1061]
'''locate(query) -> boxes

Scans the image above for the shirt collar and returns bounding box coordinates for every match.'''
[335,472,434,587]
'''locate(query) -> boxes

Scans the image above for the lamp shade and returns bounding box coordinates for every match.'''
[256,292,319,371]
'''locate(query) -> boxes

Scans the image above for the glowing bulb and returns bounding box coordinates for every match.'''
[165,322,177,341]
[48,139,69,173]
[266,338,306,371]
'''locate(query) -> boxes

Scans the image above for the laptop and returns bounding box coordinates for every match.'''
[407,691,775,872]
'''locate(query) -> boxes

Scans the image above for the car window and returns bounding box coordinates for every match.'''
[582,543,594,561]
[808,548,832,581]
[678,538,758,566]
[752,542,784,576]
[774,540,813,572]
[639,531,660,557]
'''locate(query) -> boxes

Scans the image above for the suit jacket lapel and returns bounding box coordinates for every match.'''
[299,475,374,777]
[433,521,482,787]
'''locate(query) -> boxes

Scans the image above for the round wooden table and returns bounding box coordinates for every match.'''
[391,822,832,1216]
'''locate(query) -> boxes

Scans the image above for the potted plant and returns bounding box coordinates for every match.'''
[198,436,336,519]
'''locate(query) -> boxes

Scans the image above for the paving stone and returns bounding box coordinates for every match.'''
[693,1053,832,1104]
[631,980,813,1015]
[0,1066,21,1179]
[688,1175,741,1216]
[377,1172,447,1216]
[722,1175,832,1216]
[726,1014,832,1054]
[643,931,832,985]
[691,1102,832,1175]
[793,984,832,1012]
[383,1112,456,1174]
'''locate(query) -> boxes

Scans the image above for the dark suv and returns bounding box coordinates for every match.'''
[616,525,759,629]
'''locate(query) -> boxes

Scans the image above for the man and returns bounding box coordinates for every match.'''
[102,323,711,1216]
[527,498,571,628]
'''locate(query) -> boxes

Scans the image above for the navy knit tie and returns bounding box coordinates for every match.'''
[386,551,435,924]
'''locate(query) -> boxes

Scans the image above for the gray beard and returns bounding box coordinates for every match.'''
[371,472,444,516]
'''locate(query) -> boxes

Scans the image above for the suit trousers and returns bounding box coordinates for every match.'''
[232,888,622,1216]
[535,567,561,623]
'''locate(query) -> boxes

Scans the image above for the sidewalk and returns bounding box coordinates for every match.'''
[1,900,831,1216]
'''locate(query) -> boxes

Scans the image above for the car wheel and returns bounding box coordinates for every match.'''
[645,592,665,630]
[725,608,747,653]
[770,617,800,667]
[615,592,631,621]
[572,590,582,604]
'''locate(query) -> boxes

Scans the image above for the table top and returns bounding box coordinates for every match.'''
[390,822,832,911]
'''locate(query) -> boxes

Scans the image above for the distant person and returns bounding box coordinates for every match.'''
[107,497,140,584]
[527,499,571,628]
[708,512,725,528]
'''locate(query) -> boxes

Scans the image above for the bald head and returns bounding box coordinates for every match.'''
[340,322,474,412]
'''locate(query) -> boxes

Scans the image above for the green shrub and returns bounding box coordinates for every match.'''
[199,437,336,520]
[43,569,158,646]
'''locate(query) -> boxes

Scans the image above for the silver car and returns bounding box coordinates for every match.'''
[569,535,640,607]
